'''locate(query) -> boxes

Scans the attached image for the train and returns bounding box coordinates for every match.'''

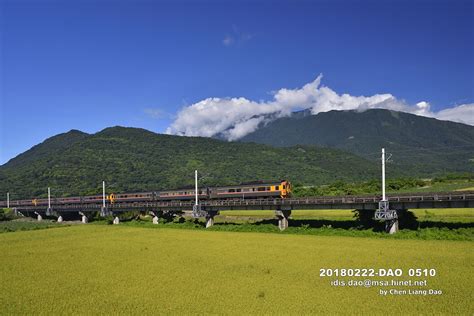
[0,180,292,207]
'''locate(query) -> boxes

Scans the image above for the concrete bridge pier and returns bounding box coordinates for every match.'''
[275,208,292,231]
[100,207,111,217]
[149,211,160,224]
[46,207,53,216]
[386,219,399,234]
[205,211,219,228]
[79,212,88,224]
[375,201,399,234]
[34,212,42,221]
[113,216,120,225]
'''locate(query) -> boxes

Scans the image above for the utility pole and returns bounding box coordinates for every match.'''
[195,170,198,206]
[102,181,106,208]
[45,187,54,217]
[375,147,398,234]
[192,170,206,218]
[382,148,386,201]
[7,192,9,208]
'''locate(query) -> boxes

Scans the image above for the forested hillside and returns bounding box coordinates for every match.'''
[0,127,381,199]
[240,109,474,174]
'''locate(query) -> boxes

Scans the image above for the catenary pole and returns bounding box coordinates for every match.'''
[195,170,198,206]
[382,148,386,201]
[102,181,106,208]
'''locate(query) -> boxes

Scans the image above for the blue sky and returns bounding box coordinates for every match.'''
[1,0,473,164]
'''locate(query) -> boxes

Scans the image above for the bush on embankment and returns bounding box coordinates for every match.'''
[0,208,20,221]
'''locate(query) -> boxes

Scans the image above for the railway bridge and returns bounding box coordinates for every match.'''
[11,191,474,233]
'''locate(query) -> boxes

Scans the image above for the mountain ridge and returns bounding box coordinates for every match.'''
[240,109,474,174]
[0,126,381,199]
[2,109,472,200]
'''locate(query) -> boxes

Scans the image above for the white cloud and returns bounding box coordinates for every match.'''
[435,103,474,125]
[165,97,278,140]
[165,75,473,140]
[222,35,234,47]
[222,25,254,47]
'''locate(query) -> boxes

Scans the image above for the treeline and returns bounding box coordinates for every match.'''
[432,173,474,182]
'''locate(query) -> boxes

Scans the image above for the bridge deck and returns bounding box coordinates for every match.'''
[11,192,474,213]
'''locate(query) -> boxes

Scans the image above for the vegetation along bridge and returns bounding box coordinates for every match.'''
[11,191,474,233]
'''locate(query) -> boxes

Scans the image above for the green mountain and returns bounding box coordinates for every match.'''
[0,127,381,200]
[240,109,474,175]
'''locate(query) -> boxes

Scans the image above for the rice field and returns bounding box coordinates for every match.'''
[1,225,473,315]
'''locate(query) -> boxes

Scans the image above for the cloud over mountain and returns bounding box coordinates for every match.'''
[166,75,474,140]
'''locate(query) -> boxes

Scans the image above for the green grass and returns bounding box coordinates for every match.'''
[0,220,70,233]
[0,226,472,315]
[400,181,474,193]
[412,208,474,223]
[456,186,474,191]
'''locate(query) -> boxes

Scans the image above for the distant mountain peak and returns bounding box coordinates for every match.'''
[67,129,88,134]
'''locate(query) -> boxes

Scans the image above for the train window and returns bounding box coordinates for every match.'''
[257,187,265,191]
[236,189,241,192]
[276,186,280,190]
[229,189,235,193]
